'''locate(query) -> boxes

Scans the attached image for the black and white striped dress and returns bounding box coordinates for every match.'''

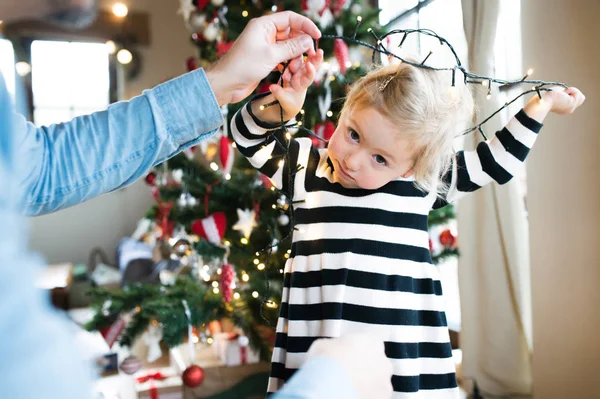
[231,100,542,398]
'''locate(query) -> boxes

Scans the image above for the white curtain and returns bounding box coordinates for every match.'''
[458,0,533,395]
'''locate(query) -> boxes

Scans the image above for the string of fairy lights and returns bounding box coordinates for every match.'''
[250,17,569,325]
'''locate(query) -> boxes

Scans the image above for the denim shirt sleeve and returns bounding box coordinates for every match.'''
[1,74,95,398]
[272,357,357,399]
[15,68,222,216]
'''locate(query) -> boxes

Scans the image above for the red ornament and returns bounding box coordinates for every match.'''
[334,39,350,74]
[216,41,234,58]
[439,229,457,248]
[186,56,198,72]
[302,0,331,15]
[192,0,210,11]
[220,263,235,303]
[312,120,335,148]
[182,364,205,388]
[191,212,227,245]
[219,135,234,175]
[145,172,157,186]
[100,317,126,349]
[330,0,347,15]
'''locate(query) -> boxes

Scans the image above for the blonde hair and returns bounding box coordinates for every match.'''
[341,61,475,196]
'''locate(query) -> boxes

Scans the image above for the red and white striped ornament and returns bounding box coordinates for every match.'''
[220,263,235,303]
[119,355,142,375]
[219,136,234,176]
[100,316,127,349]
[334,38,351,74]
[191,212,227,245]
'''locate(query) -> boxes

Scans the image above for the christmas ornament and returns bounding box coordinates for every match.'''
[119,355,142,375]
[177,193,189,208]
[186,56,199,72]
[278,214,290,226]
[271,238,279,253]
[220,263,235,303]
[330,0,347,15]
[211,0,224,6]
[232,208,258,239]
[192,0,210,11]
[439,229,457,248]
[172,169,184,184]
[182,365,205,387]
[216,40,234,57]
[188,10,207,31]
[191,212,227,245]
[312,120,335,148]
[159,270,177,286]
[142,324,164,363]
[203,21,220,41]
[334,38,351,73]
[100,316,127,349]
[144,172,156,186]
[173,238,192,257]
[187,194,197,207]
[219,136,234,176]
[351,3,362,15]
[178,0,197,22]
[302,0,330,16]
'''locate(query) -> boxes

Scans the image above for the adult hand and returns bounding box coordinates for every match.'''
[206,11,321,106]
[306,333,393,399]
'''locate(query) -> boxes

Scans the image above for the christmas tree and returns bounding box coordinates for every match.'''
[86,0,460,362]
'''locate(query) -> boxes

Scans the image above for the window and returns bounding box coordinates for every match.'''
[31,40,110,126]
[378,0,467,71]
[0,38,16,101]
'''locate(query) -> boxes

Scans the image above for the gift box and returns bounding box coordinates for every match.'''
[134,367,183,399]
[213,333,260,367]
[170,342,270,399]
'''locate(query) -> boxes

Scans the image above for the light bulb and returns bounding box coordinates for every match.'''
[233,292,241,300]
[105,40,117,54]
[116,49,133,65]
[242,274,250,282]
[212,281,218,288]
[257,263,265,270]
[210,162,219,171]
[240,237,249,245]
[15,62,31,77]
[213,287,219,294]
[112,2,128,18]
[252,291,259,298]
[242,10,249,17]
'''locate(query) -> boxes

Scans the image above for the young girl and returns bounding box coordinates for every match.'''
[231,49,584,398]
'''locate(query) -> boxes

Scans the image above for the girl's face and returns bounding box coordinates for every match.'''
[327,106,419,190]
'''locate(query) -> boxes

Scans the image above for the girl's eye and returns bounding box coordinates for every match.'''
[373,154,387,166]
[349,129,360,142]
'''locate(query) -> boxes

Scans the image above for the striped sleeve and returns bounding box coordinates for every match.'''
[230,99,311,197]
[439,109,543,206]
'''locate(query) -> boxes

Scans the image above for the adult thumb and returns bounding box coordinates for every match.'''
[273,34,314,63]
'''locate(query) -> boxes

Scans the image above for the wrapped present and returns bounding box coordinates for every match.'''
[135,367,183,399]
[170,343,269,398]
[213,333,260,367]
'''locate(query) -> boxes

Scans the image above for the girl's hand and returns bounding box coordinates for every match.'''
[544,87,585,115]
[252,49,324,123]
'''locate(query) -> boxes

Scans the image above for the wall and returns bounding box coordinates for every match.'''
[523,1,600,397]
[28,0,196,265]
